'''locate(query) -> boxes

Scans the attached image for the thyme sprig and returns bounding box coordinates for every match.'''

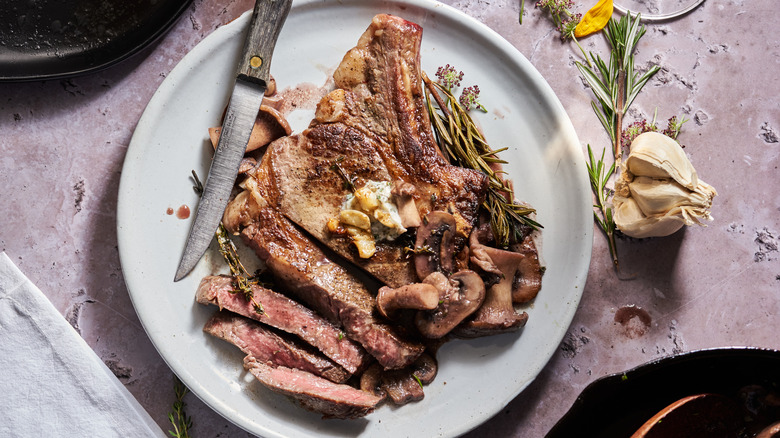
[413,374,424,389]
[168,376,193,438]
[215,224,265,314]
[403,245,435,256]
[423,73,541,248]
[575,13,659,270]
[192,171,264,314]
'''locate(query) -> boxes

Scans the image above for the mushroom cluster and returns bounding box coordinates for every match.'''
[376,210,543,343]
[360,353,438,405]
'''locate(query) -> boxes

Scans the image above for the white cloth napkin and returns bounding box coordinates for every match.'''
[0,252,166,438]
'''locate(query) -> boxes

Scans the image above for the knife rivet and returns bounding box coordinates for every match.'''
[250,56,263,69]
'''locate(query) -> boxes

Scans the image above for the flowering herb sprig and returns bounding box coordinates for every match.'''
[621,114,687,148]
[535,0,582,41]
[435,64,464,91]
[459,85,487,112]
[435,65,487,113]
[661,115,687,141]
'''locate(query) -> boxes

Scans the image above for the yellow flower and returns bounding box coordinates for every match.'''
[574,0,614,38]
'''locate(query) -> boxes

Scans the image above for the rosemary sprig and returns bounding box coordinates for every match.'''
[192,171,264,314]
[585,144,618,267]
[574,14,659,270]
[168,376,193,438]
[423,73,541,248]
[575,13,660,160]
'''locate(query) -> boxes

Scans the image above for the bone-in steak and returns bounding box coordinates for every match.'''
[264,14,487,288]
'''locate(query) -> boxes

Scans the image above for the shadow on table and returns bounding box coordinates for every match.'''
[613,228,687,303]
[0,36,165,120]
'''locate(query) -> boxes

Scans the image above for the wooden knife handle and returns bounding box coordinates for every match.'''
[236,0,292,86]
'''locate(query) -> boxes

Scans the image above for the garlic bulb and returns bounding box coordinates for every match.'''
[613,132,717,238]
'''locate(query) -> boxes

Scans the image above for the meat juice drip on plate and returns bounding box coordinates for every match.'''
[176,205,190,219]
[166,205,190,219]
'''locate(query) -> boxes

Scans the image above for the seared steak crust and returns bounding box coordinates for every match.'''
[268,124,419,285]
[204,311,351,383]
[331,15,486,217]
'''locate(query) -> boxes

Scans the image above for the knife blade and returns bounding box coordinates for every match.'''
[175,0,292,281]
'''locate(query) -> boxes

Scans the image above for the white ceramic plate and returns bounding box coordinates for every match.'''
[117,1,592,437]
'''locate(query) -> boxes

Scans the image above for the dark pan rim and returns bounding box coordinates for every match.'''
[0,0,194,82]
[547,347,780,437]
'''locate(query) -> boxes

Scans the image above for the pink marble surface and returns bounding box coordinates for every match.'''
[1,0,778,436]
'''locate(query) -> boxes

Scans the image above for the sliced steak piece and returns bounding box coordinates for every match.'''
[264,14,487,288]
[224,165,425,369]
[196,275,369,374]
[244,357,382,419]
[203,310,351,383]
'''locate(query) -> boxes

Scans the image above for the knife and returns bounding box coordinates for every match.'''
[174,0,292,282]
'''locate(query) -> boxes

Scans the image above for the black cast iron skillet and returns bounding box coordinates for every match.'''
[0,0,192,81]
[547,348,780,437]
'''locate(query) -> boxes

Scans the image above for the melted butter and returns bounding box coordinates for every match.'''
[343,181,407,241]
[331,180,407,258]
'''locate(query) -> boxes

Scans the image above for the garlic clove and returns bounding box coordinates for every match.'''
[354,186,380,211]
[339,209,372,231]
[630,177,703,216]
[613,196,686,238]
[625,132,698,190]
